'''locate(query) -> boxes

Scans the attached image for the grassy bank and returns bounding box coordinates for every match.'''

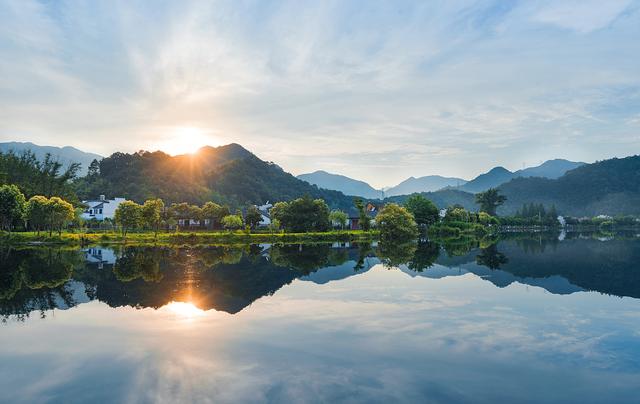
[0,230,379,246]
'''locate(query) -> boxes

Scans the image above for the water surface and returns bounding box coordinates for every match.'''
[1,235,640,403]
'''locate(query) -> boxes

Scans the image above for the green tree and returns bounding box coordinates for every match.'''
[268,218,281,234]
[444,205,470,222]
[47,197,75,235]
[475,188,506,216]
[404,194,439,227]
[245,205,263,229]
[201,201,228,229]
[270,196,330,232]
[221,214,243,230]
[329,210,348,229]
[354,198,371,231]
[114,200,142,238]
[26,195,49,234]
[0,184,26,232]
[376,203,418,242]
[142,198,165,240]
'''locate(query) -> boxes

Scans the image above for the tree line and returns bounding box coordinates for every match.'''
[0,184,75,235]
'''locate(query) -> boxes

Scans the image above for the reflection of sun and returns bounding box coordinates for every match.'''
[165,301,205,318]
[157,126,217,155]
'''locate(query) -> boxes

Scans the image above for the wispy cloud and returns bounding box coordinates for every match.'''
[0,0,639,186]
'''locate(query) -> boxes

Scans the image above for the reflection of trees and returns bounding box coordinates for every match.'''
[407,242,440,272]
[441,238,478,257]
[0,248,82,321]
[113,247,166,282]
[475,244,508,270]
[22,249,75,289]
[354,242,373,271]
[270,244,345,274]
[377,241,417,269]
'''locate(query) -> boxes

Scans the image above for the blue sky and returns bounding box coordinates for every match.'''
[0,0,639,187]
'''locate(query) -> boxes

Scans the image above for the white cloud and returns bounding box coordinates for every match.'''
[0,0,639,186]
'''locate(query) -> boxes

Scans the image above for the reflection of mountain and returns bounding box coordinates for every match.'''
[2,238,640,320]
[400,238,640,298]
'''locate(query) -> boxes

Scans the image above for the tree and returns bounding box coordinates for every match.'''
[268,218,281,234]
[47,197,75,235]
[270,196,330,232]
[114,200,142,238]
[444,205,470,222]
[475,188,506,216]
[478,211,499,225]
[245,205,263,229]
[376,203,418,242]
[87,159,100,177]
[26,195,50,234]
[329,210,348,229]
[0,184,26,233]
[404,194,439,227]
[201,201,228,229]
[354,198,371,231]
[221,214,243,231]
[142,198,165,240]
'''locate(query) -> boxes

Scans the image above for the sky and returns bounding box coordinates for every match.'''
[0,0,639,188]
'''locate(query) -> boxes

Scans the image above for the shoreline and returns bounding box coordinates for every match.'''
[0,230,380,246]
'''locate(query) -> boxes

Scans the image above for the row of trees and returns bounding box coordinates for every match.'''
[0,185,75,235]
[112,199,268,238]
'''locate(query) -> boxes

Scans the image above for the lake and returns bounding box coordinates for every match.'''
[1,234,640,403]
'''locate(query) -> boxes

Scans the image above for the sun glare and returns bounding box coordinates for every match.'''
[165,301,205,318]
[157,126,216,155]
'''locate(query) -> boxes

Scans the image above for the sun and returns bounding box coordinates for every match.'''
[157,126,216,155]
[165,301,205,318]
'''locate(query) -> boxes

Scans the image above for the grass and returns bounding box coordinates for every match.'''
[0,229,379,246]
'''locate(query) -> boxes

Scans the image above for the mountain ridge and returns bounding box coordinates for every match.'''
[0,141,103,175]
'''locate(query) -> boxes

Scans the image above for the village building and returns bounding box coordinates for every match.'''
[81,195,126,221]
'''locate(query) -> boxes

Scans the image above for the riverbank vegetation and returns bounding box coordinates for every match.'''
[2,173,639,248]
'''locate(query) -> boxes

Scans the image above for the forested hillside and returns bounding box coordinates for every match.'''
[497,155,640,216]
[74,144,355,209]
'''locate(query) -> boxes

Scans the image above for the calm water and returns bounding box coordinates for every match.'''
[1,235,640,403]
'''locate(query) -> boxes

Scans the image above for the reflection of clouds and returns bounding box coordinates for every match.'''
[0,266,640,402]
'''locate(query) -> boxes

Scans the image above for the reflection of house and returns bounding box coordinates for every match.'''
[346,203,379,230]
[84,247,117,269]
[81,195,126,221]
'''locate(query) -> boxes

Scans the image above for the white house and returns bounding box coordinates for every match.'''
[257,202,272,226]
[81,195,126,221]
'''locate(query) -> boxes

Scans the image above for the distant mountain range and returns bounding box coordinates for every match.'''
[298,170,383,199]
[384,175,467,196]
[299,159,585,198]
[390,155,640,216]
[0,141,102,175]
[458,159,585,193]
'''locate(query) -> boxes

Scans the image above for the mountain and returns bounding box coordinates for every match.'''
[459,166,514,193]
[496,155,640,216]
[297,170,382,199]
[459,159,585,194]
[383,159,583,197]
[516,159,585,179]
[384,175,467,197]
[385,189,477,211]
[75,143,355,209]
[0,141,102,174]
[384,156,639,217]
